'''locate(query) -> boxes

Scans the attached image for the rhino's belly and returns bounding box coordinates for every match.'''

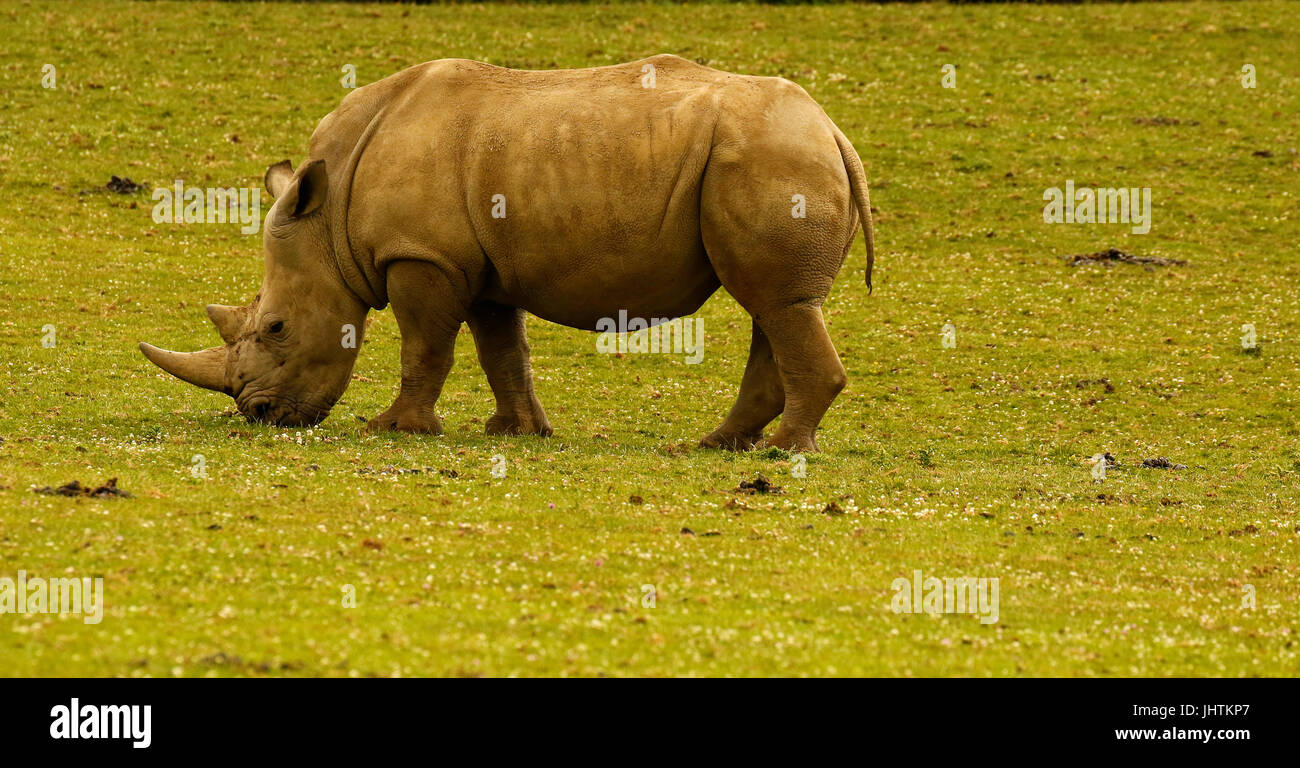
[483,231,722,331]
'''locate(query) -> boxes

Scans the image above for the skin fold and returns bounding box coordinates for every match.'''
[140,54,876,452]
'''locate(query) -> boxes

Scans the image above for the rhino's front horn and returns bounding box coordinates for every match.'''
[138,343,230,394]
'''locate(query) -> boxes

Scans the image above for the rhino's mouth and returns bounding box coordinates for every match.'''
[237,392,328,427]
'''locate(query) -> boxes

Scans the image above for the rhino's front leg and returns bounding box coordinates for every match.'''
[467,300,552,437]
[366,261,467,435]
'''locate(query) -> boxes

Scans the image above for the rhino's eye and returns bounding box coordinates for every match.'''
[267,321,285,335]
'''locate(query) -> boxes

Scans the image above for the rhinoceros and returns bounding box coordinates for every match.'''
[140,54,875,452]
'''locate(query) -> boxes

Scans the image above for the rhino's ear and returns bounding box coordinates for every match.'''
[265,160,294,199]
[275,159,329,219]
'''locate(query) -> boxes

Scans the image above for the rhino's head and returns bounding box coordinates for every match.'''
[140,159,369,427]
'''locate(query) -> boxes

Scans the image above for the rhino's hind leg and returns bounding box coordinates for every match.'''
[697,123,853,452]
[366,261,467,435]
[755,302,846,452]
[700,321,784,450]
[467,300,552,437]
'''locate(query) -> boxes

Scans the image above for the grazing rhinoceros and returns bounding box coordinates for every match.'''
[140,54,875,451]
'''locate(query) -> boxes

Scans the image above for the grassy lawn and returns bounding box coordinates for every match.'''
[0,0,1297,677]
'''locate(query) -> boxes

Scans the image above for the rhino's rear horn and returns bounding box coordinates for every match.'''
[139,343,230,394]
[206,304,246,344]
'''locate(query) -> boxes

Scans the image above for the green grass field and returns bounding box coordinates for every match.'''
[1,0,1297,677]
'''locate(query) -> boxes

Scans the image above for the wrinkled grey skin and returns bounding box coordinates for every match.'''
[141,55,875,451]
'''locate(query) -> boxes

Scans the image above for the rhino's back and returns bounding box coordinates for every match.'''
[412,53,742,97]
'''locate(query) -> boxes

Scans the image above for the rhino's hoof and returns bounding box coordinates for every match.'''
[485,413,553,437]
[365,408,443,435]
[699,430,763,451]
[761,430,818,453]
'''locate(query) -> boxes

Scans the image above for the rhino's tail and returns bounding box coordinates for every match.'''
[831,124,876,292]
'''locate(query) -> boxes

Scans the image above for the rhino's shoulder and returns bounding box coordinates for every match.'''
[307,61,457,147]
[601,54,733,82]
[631,53,710,71]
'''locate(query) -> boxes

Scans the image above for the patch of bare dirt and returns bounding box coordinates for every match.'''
[33,477,131,498]
[1066,248,1186,267]
[1132,116,1199,126]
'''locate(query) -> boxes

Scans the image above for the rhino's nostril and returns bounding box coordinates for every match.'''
[253,401,270,421]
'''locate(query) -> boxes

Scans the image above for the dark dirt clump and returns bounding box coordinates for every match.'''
[737,474,783,494]
[1066,248,1186,268]
[34,477,131,498]
[1141,457,1187,470]
[105,176,145,194]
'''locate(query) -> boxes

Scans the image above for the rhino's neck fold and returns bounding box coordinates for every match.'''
[329,107,389,310]
[332,236,386,310]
